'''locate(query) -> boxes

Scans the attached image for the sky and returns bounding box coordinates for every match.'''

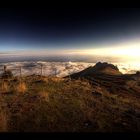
[0,8,140,62]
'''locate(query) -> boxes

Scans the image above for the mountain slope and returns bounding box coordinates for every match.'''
[68,62,122,79]
[68,62,140,99]
[0,67,140,132]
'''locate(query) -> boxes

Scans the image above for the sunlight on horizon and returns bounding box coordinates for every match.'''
[0,39,140,66]
[68,40,140,63]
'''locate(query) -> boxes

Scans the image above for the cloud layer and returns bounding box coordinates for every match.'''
[0,61,139,77]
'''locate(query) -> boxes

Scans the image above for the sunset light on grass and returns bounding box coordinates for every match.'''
[0,8,140,133]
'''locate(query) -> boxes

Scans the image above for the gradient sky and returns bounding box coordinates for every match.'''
[0,8,140,62]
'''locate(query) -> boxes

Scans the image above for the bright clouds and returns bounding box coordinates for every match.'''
[0,61,139,77]
[0,61,95,77]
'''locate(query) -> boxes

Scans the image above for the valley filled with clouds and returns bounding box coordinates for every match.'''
[0,61,139,77]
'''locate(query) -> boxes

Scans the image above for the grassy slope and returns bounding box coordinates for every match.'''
[0,76,140,132]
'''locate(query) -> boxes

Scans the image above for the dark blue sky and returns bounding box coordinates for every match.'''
[0,8,140,54]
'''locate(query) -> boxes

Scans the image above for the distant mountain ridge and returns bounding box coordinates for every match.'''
[69,62,122,78]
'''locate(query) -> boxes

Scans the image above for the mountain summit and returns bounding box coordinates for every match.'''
[69,62,122,78]
[91,62,122,75]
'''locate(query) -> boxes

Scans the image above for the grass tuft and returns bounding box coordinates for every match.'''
[16,81,27,93]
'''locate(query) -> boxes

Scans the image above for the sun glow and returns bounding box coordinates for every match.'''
[69,40,140,62]
[83,46,140,57]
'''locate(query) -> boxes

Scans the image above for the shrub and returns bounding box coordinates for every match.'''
[1,70,13,79]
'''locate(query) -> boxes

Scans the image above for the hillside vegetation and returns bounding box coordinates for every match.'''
[0,62,140,132]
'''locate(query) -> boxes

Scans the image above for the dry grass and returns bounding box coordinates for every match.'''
[0,80,9,93]
[39,91,49,102]
[16,81,27,93]
[0,110,8,132]
[0,75,140,132]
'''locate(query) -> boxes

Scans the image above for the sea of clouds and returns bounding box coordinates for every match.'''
[0,61,140,77]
